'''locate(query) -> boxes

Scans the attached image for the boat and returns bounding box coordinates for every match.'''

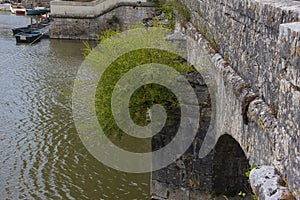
[12,27,32,35]
[9,4,15,13]
[26,7,50,15]
[12,23,39,35]
[15,9,26,15]
[15,30,42,44]
[10,4,26,15]
[12,15,50,35]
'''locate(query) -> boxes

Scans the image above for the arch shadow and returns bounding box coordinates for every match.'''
[212,134,250,196]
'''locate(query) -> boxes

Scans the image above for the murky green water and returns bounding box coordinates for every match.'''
[0,12,149,199]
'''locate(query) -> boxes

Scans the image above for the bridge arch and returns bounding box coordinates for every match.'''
[212,134,250,196]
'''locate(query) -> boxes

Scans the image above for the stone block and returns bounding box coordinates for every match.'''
[250,166,295,200]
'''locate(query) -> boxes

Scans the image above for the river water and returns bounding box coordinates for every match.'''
[0,12,149,199]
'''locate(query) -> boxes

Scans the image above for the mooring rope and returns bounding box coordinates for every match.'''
[1,28,48,66]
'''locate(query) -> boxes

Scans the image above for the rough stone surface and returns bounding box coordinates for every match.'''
[151,38,251,197]
[250,166,295,200]
[151,180,214,200]
[151,71,215,196]
[177,0,300,198]
[22,0,51,8]
[50,3,155,40]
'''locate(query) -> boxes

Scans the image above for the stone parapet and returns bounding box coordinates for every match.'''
[50,3,154,40]
[50,0,148,17]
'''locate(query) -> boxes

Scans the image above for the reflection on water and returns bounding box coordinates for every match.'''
[0,12,149,199]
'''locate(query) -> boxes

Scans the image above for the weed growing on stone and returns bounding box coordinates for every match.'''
[239,164,258,200]
[148,0,191,27]
[83,28,196,138]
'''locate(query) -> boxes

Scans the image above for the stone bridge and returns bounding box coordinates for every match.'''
[50,0,300,199]
[175,0,300,199]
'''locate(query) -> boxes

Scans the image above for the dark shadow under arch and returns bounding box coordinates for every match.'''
[212,134,250,196]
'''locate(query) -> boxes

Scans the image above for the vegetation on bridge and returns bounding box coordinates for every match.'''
[83,27,196,138]
[148,0,190,27]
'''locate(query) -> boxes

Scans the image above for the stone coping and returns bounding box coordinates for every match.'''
[209,0,300,13]
[50,0,150,17]
[51,0,106,6]
[51,0,146,6]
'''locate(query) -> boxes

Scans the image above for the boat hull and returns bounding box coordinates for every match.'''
[15,31,42,44]
[9,4,15,13]
[12,27,32,35]
[12,21,49,35]
[10,4,26,14]
[15,9,26,15]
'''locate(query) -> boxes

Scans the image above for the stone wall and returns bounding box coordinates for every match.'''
[22,0,51,8]
[151,71,214,199]
[151,25,264,199]
[50,0,147,16]
[50,2,154,40]
[177,0,300,198]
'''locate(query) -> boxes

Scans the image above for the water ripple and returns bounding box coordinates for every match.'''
[0,12,150,200]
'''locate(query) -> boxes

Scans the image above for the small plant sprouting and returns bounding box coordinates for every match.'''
[223,52,228,61]
[238,164,258,199]
[245,164,258,178]
[148,0,191,28]
[238,191,246,198]
[199,24,206,36]
[196,7,202,17]
[82,41,92,57]
[106,15,120,26]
